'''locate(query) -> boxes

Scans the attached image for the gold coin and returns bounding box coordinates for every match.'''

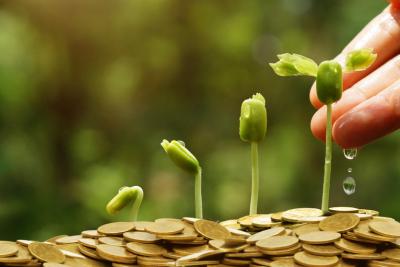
[334,238,376,254]
[43,263,72,267]
[382,248,400,262]
[126,242,167,256]
[226,227,251,237]
[319,213,360,233]
[28,242,65,264]
[78,244,103,260]
[145,221,184,235]
[133,221,153,231]
[293,223,320,236]
[329,207,359,213]
[176,249,225,263]
[358,209,380,216]
[271,212,283,222]
[369,221,400,238]
[55,235,82,245]
[0,244,32,264]
[97,222,135,236]
[252,214,280,228]
[247,227,285,244]
[261,243,302,256]
[299,231,341,244]
[96,244,136,264]
[78,238,98,249]
[270,258,301,267]
[341,252,385,260]
[282,208,324,223]
[98,236,125,246]
[0,242,19,257]
[123,231,161,243]
[294,251,339,267]
[354,223,395,242]
[194,219,231,240]
[256,235,299,250]
[302,244,342,256]
[81,230,104,238]
[208,239,248,252]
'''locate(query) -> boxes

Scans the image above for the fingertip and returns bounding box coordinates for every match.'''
[310,83,323,109]
[310,109,326,142]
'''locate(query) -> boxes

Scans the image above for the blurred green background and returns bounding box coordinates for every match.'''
[0,0,398,240]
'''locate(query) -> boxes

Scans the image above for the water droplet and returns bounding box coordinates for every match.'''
[177,140,186,147]
[347,168,352,173]
[343,176,356,195]
[343,148,357,160]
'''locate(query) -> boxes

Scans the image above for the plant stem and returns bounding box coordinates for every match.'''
[195,168,203,219]
[131,187,143,221]
[321,103,332,214]
[250,142,259,215]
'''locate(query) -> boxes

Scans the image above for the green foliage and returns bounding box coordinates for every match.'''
[269,53,318,77]
[345,49,377,72]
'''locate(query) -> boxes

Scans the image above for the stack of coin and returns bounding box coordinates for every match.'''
[2,207,400,266]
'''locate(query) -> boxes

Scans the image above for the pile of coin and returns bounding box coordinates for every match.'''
[1,207,400,266]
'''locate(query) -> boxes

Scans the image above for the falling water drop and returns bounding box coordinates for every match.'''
[343,176,356,195]
[347,168,352,173]
[343,148,357,160]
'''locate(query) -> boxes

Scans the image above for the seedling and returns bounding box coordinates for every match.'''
[106,185,144,221]
[269,49,376,214]
[161,139,203,218]
[239,93,267,215]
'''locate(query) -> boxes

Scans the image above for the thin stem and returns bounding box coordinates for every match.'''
[321,103,332,214]
[194,168,203,219]
[131,186,143,221]
[250,142,259,215]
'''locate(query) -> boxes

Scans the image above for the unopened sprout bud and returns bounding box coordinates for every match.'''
[161,140,200,174]
[161,140,203,218]
[239,93,267,143]
[239,93,267,215]
[345,49,377,72]
[316,60,343,105]
[106,185,143,221]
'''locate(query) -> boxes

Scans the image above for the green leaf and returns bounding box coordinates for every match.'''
[239,93,267,143]
[269,53,318,77]
[345,49,377,72]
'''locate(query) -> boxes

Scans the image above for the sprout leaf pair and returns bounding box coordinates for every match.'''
[270,48,376,214]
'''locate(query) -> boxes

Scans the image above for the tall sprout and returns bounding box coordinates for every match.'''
[270,49,376,214]
[239,93,267,215]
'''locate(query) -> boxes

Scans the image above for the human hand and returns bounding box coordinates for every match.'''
[310,1,400,148]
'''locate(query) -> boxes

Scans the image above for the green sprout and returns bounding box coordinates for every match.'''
[161,139,203,218]
[239,93,267,215]
[106,185,144,221]
[270,49,376,214]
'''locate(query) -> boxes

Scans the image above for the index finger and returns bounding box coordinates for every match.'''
[310,6,400,109]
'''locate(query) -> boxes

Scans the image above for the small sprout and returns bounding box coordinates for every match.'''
[106,185,143,221]
[269,49,376,214]
[269,53,318,77]
[161,140,200,174]
[239,93,267,215]
[316,60,343,105]
[161,139,203,218]
[345,49,377,72]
